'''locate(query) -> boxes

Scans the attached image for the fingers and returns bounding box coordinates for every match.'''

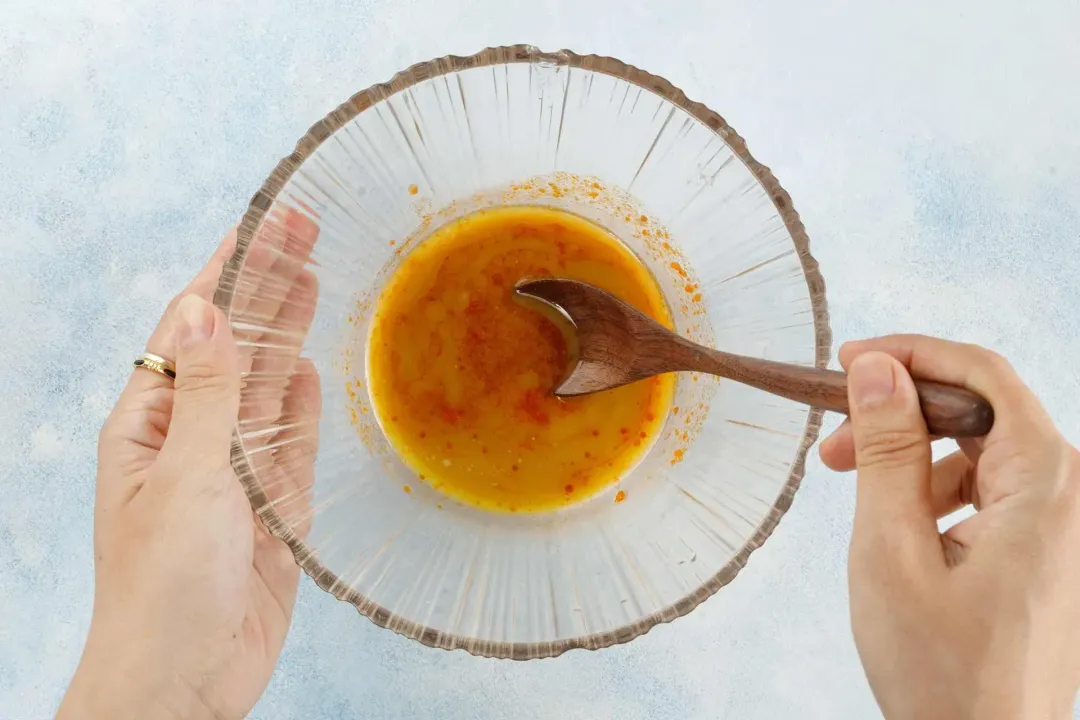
[231,209,319,325]
[820,420,952,472]
[187,226,241,299]
[822,423,981,519]
[237,268,319,452]
[253,361,320,556]
[110,229,237,417]
[244,269,319,381]
[97,229,237,507]
[847,352,944,573]
[838,335,1055,443]
[231,209,319,388]
[249,360,321,630]
[158,296,240,478]
[928,451,980,517]
[248,360,321,531]
[819,419,855,471]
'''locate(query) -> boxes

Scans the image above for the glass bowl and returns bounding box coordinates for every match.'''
[214,45,829,659]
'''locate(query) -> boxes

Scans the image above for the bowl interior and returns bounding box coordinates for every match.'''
[214,46,828,659]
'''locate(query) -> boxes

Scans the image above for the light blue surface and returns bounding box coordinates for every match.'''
[2,1,1079,718]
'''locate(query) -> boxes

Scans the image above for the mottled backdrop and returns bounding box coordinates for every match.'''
[2,1,1078,718]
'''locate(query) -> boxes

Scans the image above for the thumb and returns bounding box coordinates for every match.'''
[160,294,240,473]
[848,351,941,569]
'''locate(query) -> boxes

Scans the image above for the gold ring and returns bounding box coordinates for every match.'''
[133,352,177,380]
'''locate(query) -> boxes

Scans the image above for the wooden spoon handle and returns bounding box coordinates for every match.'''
[701,352,994,438]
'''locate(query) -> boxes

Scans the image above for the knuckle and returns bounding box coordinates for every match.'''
[980,348,1014,376]
[161,440,233,476]
[958,462,980,508]
[98,416,120,447]
[963,344,1014,379]
[857,429,927,470]
[177,364,237,395]
[165,293,185,317]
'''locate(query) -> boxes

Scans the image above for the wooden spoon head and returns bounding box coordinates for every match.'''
[514,279,668,397]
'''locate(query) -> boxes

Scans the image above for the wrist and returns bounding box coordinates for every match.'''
[58,630,214,720]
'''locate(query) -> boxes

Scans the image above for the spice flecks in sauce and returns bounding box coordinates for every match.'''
[367,206,674,512]
[342,173,716,502]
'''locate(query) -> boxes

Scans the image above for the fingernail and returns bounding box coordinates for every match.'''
[178,295,214,346]
[849,352,896,409]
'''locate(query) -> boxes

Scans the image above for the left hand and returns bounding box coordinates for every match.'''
[59,217,320,720]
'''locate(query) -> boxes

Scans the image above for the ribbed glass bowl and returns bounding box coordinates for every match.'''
[213,45,829,659]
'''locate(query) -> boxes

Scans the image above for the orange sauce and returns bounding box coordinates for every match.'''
[368,206,674,512]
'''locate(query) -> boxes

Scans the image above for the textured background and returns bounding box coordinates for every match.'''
[2,1,1079,718]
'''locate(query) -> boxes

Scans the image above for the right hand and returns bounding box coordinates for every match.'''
[818,335,1080,719]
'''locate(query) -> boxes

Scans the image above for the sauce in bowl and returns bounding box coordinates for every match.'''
[368,206,673,512]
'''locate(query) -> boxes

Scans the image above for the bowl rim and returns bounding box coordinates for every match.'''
[213,44,831,660]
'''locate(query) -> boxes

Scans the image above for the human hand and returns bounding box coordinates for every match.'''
[58,214,320,720]
[819,336,1080,719]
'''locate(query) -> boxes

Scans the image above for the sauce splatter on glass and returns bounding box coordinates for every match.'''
[368,206,674,512]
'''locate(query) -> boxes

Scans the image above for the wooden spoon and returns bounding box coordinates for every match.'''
[515,278,994,438]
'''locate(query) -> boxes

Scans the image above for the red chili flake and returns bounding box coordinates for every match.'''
[439,405,463,424]
[518,388,550,425]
